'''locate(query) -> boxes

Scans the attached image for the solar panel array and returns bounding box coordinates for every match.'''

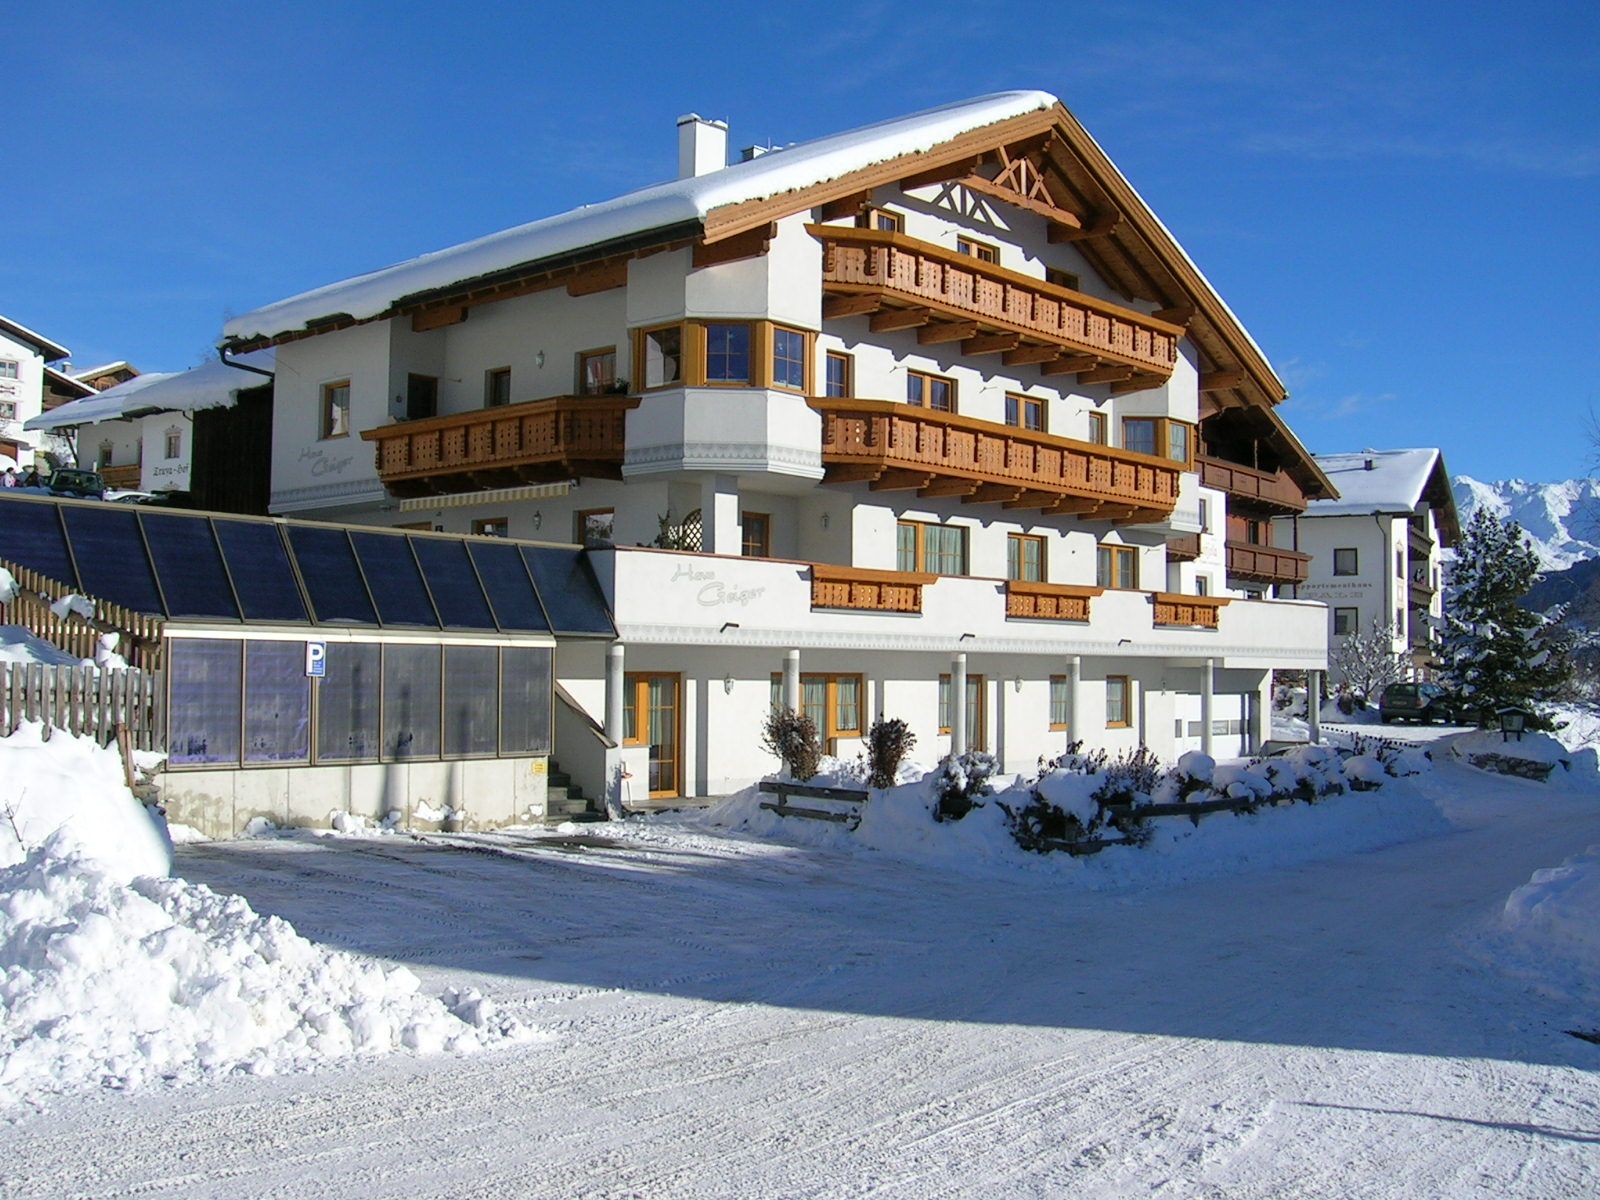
[0,492,615,637]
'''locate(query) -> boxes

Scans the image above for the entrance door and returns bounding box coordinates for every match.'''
[624,673,680,798]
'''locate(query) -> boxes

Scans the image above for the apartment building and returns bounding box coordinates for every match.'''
[219,91,1336,808]
[1,314,88,469]
[1278,448,1458,681]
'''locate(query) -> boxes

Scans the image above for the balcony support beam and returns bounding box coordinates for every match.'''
[867,470,935,491]
[1002,344,1066,367]
[1039,355,1099,377]
[822,294,882,320]
[960,332,1021,356]
[919,478,981,498]
[917,320,979,345]
[1047,213,1121,243]
[868,307,933,333]
[1078,365,1136,385]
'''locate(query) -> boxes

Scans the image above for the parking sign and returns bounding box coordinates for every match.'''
[305,641,327,678]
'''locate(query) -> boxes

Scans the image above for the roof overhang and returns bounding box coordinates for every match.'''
[0,314,70,362]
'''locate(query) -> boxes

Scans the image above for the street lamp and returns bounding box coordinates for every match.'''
[1497,706,1529,743]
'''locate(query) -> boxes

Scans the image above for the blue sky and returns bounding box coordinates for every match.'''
[5,1,1596,482]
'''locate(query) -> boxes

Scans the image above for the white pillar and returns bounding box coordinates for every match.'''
[1066,654,1081,750]
[1200,658,1215,757]
[782,648,801,714]
[699,472,741,555]
[1308,669,1323,744]
[951,651,968,756]
[604,643,625,743]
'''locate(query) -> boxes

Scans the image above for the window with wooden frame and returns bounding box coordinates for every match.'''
[704,322,752,384]
[956,236,999,264]
[577,347,617,395]
[824,351,853,398]
[768,673,864,741]
[484,367,511,408]
[1046,267,1081,291]
[897,520,967,575]
[741,512,771,558]
[1007,533,1045,582]
[1105,676,1131,728]
[164,427,182,459]
[320,380,350,440]
[1086,411,1107,445]
[907,369,955,413]
[1195,575,1210,597]
[770,326,809,392]
[1049,676,1070,730]
[472,517,508,538]
[1245,518,1265,546]
[1005,393,1045,432]
[937,674,986,749]
[1096,543,1139,590]
[636,324,684,390]
[1333,548,1358,576]
[1333,606,1358,636]
[1198,496,1210,533]
[1122,416,1194,465]
[575,508,615,546]
[859,206,903,233]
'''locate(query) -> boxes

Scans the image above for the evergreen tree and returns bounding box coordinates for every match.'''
[1438,510,1573,725]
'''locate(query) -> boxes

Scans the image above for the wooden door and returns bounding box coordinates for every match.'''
[624,673,681,798]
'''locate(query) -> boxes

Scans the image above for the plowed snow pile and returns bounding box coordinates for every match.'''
[1499,843,1600,1009]
[0,723,529,1108]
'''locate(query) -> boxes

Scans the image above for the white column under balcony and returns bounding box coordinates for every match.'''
[699,473,741,556]
[1308,670,1323,744]
[604,642,626,744]
[1200,658,1215,758]
[782,649,801,715]
[1066,654,1081,751]
[951,652,968,756]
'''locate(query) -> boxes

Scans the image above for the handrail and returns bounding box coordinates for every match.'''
[553,681,616,749]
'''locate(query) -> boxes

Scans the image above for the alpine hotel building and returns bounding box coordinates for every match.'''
[219,91,1336,810]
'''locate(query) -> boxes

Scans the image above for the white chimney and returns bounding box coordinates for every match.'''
[677,113,728,179]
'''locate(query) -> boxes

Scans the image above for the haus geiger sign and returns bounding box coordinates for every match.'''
[671,561,765,609]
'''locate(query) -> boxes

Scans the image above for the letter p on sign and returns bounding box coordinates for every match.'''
[306,641,327,678]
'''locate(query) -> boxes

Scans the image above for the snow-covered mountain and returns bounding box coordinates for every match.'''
[1453,476,1600,571]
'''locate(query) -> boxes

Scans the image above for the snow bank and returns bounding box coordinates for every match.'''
[1454,730,1571,767]
[1496,844,1600,1009]
[0,725,533,1107]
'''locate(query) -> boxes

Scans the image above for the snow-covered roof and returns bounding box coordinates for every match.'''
[0,314,70,362]
[42,365,95,399]
[68,360,135,381]
[1304,448,1459,540]
[24,352,273,432]
[221,92,1056,345]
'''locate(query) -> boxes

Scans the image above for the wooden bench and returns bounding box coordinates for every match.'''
[756,780,871,829]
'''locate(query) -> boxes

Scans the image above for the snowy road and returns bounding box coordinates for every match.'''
[5,761,1599,1198]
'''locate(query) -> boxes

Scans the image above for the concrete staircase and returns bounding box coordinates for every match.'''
[543,761,604,825]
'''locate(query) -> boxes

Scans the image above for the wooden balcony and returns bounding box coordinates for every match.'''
[1166,532,1201,561]
[810,398,1181,524]
[1150,592,1230,630]
[811,225,1181,387]
[98,464,142,490]
[810,563,933,613]
[1005,579,1102,622]
[1196,455,1307,514]
[1224,541,1310,586]
[361,395,636,497]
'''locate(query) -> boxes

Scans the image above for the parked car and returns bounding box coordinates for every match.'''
[46,468,106,500]
[1378,681,1458,724]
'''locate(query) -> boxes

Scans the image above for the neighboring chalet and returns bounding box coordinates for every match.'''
[1277,448,1458,681]
[25,352,275,509]
[218,91,1338,810]
[1,313,87,469]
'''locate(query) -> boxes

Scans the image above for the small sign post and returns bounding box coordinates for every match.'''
[305,641,327,678]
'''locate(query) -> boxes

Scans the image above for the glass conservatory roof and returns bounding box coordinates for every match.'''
[0,492,614,637]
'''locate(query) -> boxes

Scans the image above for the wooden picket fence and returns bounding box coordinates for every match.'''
[0,662,164,751]
[0,556,165,670]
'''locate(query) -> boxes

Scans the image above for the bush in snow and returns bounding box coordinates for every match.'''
[932,750,997,822]
[866,716,916,789]
[1092,744,1163,807]
[761,706,822,782]
[1150,751,1214,805]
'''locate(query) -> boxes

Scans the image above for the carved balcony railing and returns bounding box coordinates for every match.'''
[98,464,142,490]
[1005,579,1102,622]
[1150,592,1230,630]
[1196,455,1307,514]
[1166,532,1201,561]
[361,395,637,498]
[810,398,1181,524]
[810,563,933,613]
[1224,541,1311,586]
[810,225,1182,386]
